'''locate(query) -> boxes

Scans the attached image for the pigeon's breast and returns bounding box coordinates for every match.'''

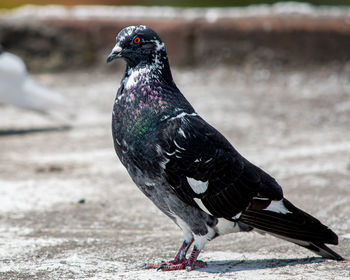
[113,91,166,140]
[112,87,171,174]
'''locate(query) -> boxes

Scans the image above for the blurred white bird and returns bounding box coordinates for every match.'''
[0,45,73,124]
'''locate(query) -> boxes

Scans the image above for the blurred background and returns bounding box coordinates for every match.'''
[0,1,349,279]
[1,0,350,72]
[2,0,350,9]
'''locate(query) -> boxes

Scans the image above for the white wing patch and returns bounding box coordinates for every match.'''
[194,198,212,215]
[263,199,291,214]
[174,140,186,151]
[253,196,269,200]
[178,128,186,138]
[187,177,208,194]
[232,212,242,220]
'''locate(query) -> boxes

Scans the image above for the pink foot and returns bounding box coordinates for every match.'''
[143,259,184,269]
[144,243,205,271]
[143,261,169,269]
[144,259,206,271]
[159,260,207,271]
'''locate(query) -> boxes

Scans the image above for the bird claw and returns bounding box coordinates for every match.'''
[156,262,170,271]
[185,266,192,272]
[143,262,163,269]
[158,262,186,271]
[140,263,148,269]
[143,260,173,269]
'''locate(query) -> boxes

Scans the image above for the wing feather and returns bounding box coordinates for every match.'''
[158,114,283,219]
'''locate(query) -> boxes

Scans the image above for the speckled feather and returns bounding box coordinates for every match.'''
[108,25,343,265]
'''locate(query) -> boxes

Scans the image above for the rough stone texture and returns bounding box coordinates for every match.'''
[1,4,350,71]
[0,64,349,279]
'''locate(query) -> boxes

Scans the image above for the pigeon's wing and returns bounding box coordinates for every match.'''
[159,113,283,220]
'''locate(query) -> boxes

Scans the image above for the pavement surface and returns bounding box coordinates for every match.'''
[0,64,350,279]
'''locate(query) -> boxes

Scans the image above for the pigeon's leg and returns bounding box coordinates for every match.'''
[173,239,193,263]
[157,231,213,271]
[145,226,211,271]
[144,239,193,269]
[158,245,206,271]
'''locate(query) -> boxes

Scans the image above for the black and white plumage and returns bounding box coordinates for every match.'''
[0,45,73,123]
[107,25,343,270]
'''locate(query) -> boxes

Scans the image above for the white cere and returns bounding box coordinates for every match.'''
[112,44,122,53]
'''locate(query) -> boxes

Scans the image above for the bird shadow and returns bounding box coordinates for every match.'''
[198,257,324,273]
[0,126,71,136]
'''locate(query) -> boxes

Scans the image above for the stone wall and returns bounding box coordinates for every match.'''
[1,4,350,71]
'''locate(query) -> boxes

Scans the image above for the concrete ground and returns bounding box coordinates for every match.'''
[0,64,349,279]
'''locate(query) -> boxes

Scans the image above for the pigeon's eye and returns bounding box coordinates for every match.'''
[133,37,141,45]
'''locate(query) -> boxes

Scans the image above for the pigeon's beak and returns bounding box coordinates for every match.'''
[106,44,122,63]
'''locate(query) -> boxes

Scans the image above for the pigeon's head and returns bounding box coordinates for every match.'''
[106,25,166,68]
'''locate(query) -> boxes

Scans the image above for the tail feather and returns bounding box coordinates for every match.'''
[239,198,344,260]
[270,234,344,260]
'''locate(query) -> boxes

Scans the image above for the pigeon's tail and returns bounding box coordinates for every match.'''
[239,198,344,261]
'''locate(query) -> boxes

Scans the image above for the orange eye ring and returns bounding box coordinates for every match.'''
[133,37,141,44]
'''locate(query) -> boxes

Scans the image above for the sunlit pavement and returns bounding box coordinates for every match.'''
[0,65,349,279]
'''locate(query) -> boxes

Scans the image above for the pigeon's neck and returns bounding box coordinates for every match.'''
[122,50,175,90]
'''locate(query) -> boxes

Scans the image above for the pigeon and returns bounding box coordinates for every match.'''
[0,45,73,124]
[106,25,344,271]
